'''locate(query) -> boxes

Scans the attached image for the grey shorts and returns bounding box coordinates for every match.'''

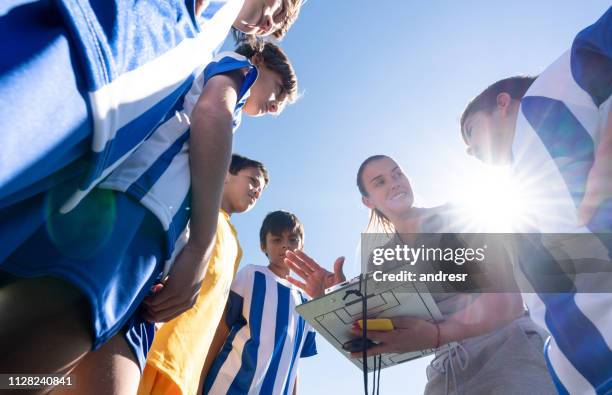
[424,315,557,395]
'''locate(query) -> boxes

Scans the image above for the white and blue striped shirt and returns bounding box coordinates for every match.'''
[204,265,318,395]
[99,52,258,274]
[58,0,245,213]
[511,8,612,395]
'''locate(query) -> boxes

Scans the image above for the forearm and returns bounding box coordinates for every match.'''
[438,293,524,345]
[188,106,233,257]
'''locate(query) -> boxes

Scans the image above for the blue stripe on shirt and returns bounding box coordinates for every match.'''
[282,314,305,395]
[521,96,594,206]
[518,94,612,389]
[516,220,612,392]
[166,190,192,254]
[126,130,190,201]
[80,75,195,191]
[204,291,247,394]
[571,7,612,107]
[228,271,267,394]
[300,331,317,358]
[260,282,290,394]
[543,337,570,395]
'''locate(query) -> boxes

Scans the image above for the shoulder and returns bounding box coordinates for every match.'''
[419,205,454,232]
[203,51,254,83]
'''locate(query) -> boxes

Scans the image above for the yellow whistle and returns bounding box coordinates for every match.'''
[357,318,394,331]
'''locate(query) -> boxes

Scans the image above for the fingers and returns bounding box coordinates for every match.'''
[349,326,393,343]
[285,275,307,291]
[284,254,310,280]
[292,250,321,272]
[141,294,197,322]
[349,343,394,358]
[333,256,346,281]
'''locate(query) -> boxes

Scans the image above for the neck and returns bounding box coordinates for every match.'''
[220,200,234,216]
[390,208,423,236]
[498,103,520,164]
[268,262,289,278]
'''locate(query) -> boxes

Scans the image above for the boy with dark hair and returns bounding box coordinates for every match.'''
[460,8,612,394]
[201,210,316,395]
[139,154,268,395]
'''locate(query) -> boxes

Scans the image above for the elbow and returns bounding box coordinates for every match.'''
[191,100,234,132]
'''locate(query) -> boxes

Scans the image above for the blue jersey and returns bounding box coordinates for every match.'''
[100,52,257,275]
[56,0,245,213]
[204,265,317,395]
[512,7,612,394]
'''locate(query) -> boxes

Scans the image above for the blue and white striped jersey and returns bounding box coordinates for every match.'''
[57,0,245,213]
[511,8,612,395]
[100,52,258,274]
[204,265,317,395]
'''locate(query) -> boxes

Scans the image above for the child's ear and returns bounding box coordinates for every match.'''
[496,92,512,116]
[362,195,375,210]
[251,53,264,67]
[224,172,231,184]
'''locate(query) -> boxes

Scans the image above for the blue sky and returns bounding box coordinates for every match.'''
[226,2,611,393]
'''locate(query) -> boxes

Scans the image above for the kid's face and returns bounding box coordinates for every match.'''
[262,230,302,266]
[223,167,266,214]
[361,157,414,218]
[462,94,520,165]
[243,63,286,117]
[463,110,509,165]
[234,0,288,36]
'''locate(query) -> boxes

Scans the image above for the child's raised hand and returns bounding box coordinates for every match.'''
[284,250,346,298]
[141,242,209,322]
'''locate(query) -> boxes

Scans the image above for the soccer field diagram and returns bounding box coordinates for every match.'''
[296,269,454,372]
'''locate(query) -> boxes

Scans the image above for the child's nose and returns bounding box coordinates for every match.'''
[267,101,278,113]
[260,14,273,34]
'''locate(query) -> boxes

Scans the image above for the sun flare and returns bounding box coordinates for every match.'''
[453,166,530,232]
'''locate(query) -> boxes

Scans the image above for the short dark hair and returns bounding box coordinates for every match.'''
[259,210,304,249]
[460,76,537,144]
[229,154,269,186]
[235,41,298,105]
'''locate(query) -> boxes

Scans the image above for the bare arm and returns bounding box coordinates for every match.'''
[293,376,298,395]
[351,293,524,357]
[198,306,231,393]
[142,71,242,323]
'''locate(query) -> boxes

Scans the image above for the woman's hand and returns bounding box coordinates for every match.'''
[284,250,346,298]
[349,316,439,357]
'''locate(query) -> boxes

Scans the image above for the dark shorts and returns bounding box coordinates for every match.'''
[0,185,164,368]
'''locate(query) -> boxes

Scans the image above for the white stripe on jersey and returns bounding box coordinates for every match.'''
[547,337,595,395]
[60,0,244,213]
[524,51,600,138]
[206,265,316,395]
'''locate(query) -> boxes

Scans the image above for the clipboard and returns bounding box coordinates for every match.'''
[295,264,455,371]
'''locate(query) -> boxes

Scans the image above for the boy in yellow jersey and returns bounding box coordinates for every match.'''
[138,154,268,395]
